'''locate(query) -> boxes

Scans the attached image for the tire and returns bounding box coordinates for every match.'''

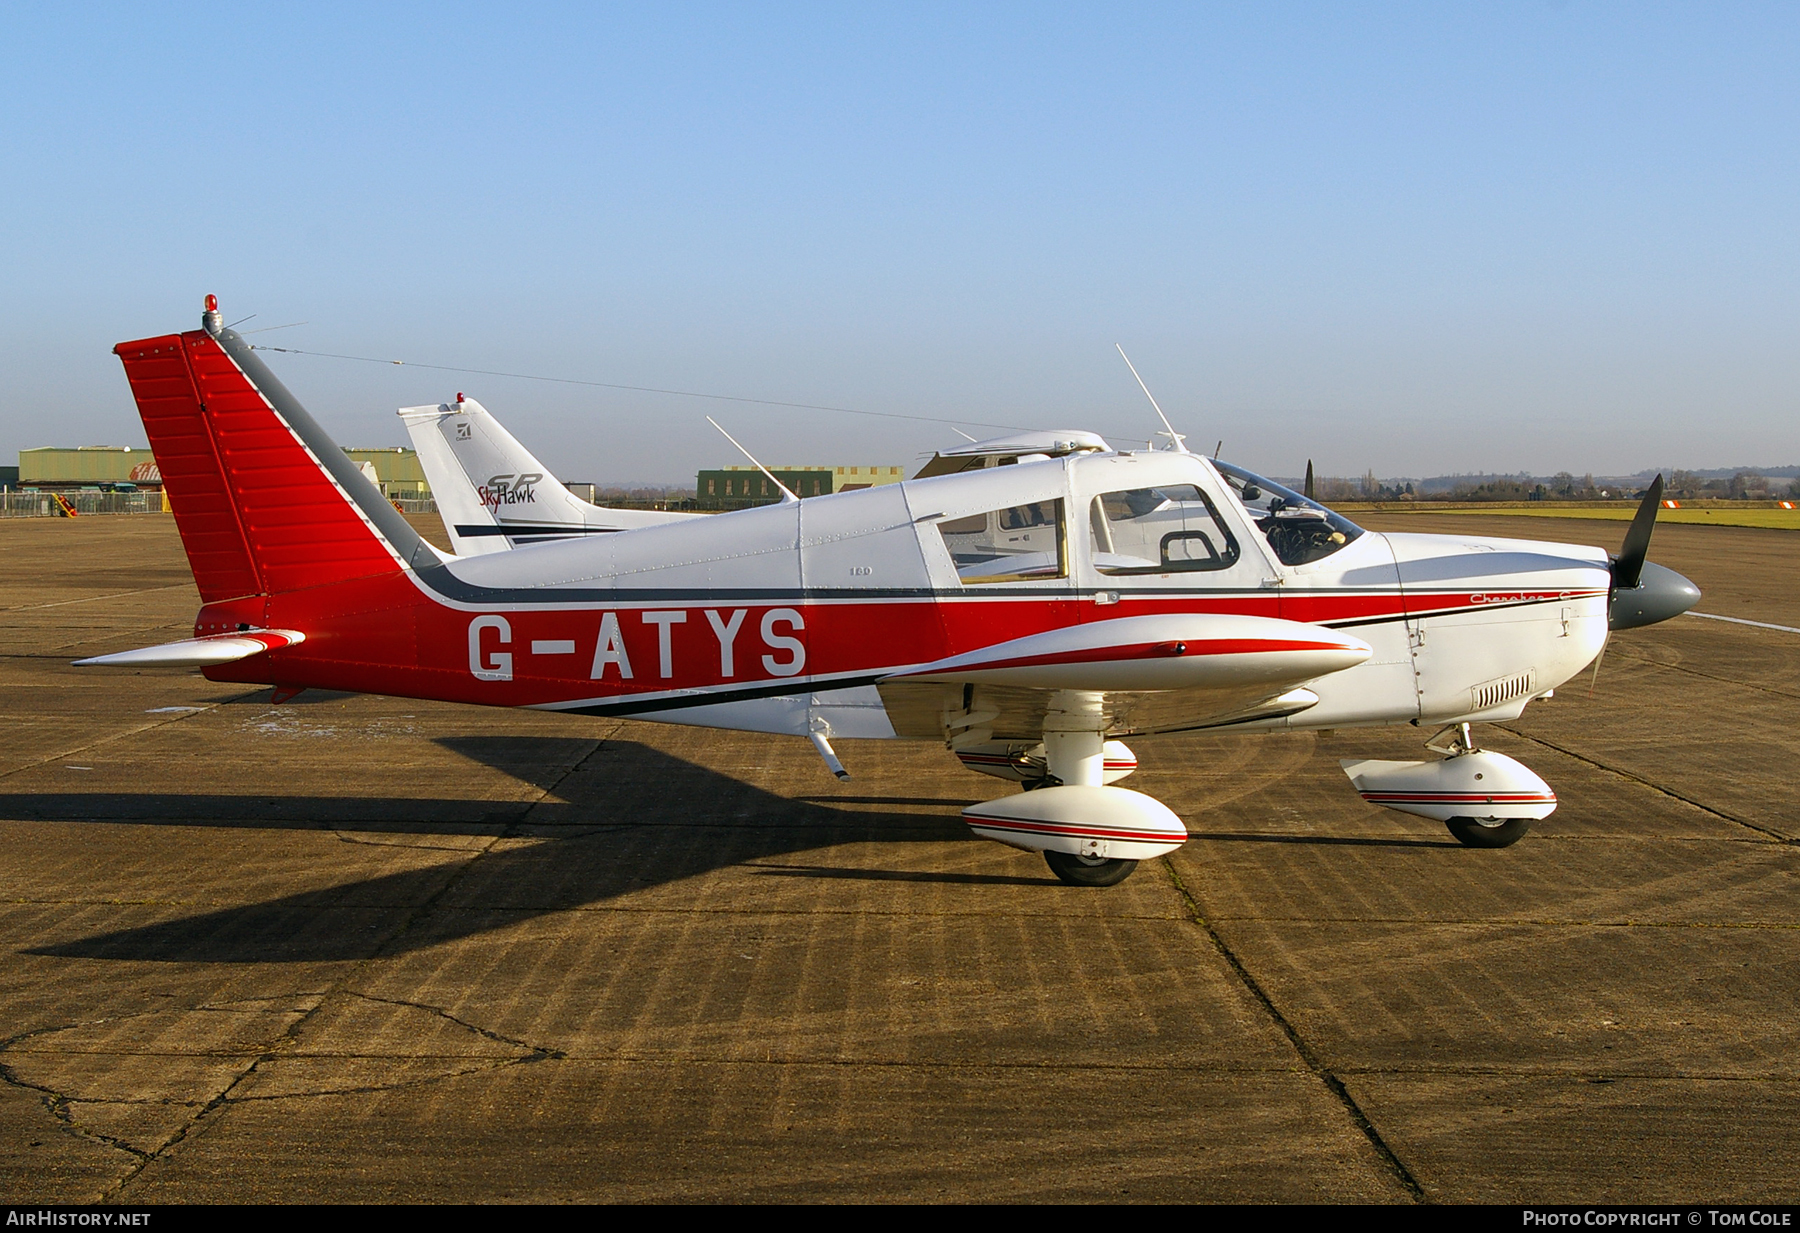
[1044,850,1139,887]
[1445,816,1532,849]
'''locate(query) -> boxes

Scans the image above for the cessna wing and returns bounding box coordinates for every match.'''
[400,396,700,555]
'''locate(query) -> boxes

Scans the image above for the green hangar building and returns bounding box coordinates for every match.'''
[696,464,905,510]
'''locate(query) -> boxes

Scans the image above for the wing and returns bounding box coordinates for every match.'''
[875,613,1371,742]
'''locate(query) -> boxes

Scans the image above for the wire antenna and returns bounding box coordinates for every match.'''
[249,344,1028,432]
[706,417,799,504]
[1114,345,1189,453]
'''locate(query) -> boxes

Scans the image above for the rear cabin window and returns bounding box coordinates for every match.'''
[1088,485,1241,575]
[935,499,1067,584]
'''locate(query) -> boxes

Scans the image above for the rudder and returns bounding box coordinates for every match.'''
[115,307,439,603]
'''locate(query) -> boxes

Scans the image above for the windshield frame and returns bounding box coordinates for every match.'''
[1209,459,1365,567]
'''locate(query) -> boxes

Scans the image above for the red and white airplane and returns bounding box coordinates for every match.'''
[82,299,1701,887]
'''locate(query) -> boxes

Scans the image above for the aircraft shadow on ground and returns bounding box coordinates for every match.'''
[1191,831,1462,850]
[14,737,985,965]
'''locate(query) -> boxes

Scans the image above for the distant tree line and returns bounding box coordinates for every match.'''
[1301,468,1800,502]
[1659,470,1797,500]
[596,485,697,502]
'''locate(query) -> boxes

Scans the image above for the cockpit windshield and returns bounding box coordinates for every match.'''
[1211,460,1365,566]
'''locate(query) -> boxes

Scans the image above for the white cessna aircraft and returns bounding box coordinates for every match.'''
[85,299,1700,887]
[398,394,701,555]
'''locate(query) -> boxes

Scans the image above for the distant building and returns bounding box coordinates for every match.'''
[340,447,430,497]
[695,464,904,509]
[18,447,163,491]
[17,445,430,497]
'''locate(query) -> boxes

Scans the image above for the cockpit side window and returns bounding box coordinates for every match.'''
[936,499,1067,584]
[1088,484,1241,575]
[1211,460,1364,566]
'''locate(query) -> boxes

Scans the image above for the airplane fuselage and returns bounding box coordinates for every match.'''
[102,313,1690,880]
[193,449,1610,742]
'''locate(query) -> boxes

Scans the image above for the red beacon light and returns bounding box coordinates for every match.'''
[204,294,217,313]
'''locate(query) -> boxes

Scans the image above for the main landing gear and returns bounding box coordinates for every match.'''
[1042,849,1139,887]
[1444,816,1533,849]
[957,692,1188,888]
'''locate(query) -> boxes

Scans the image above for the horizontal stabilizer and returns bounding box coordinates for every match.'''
[884,614,1370,692]
[73,629,304,669]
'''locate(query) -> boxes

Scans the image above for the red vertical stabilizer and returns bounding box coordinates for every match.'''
[114,330,406,602]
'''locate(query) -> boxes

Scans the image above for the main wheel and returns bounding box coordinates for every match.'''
[1445,816,1532,849]
[1044,850,1139,887]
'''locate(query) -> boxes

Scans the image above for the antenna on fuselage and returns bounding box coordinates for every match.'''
[1114,344,1189,454]
[706,416,799,504]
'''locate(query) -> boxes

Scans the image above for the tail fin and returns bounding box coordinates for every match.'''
[399,395,698,554]
[114,312,441,603]
[398,395,579,556]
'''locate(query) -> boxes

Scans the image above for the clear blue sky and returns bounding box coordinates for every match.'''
[3,3,1796,483]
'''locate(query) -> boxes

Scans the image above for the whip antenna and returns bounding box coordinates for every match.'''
[707,417,799,504]
[1115,345,1189,453]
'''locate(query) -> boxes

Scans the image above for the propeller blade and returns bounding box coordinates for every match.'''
[1613,474,1663,591]
[1304,460,1315,500]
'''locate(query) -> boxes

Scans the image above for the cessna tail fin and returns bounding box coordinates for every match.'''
[114,306,442,603]
[399,395,698,555]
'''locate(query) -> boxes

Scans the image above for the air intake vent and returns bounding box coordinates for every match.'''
[1470,671,1536,712]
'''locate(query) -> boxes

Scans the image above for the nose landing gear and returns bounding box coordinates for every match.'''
[1444,816,1533,848]
[1341,722,1557,849]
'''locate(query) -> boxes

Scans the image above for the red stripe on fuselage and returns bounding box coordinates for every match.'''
[200,564,1600,712]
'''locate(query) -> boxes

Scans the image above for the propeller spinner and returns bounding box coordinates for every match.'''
[1609,475,1702,630]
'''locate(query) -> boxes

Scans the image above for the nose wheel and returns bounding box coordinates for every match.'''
[1043,850,1139,887]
